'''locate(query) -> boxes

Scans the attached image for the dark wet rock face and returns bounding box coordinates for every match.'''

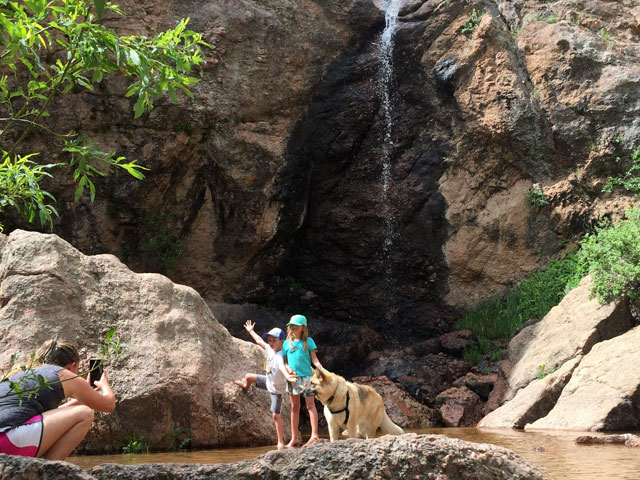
[274,18,454,335]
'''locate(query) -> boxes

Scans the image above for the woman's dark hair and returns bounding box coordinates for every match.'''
[34,339,80,367]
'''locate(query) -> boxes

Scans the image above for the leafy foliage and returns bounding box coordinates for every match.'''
[166,427,191,452]
[461,9,483,35]
[526,183,549,209]
[458,252,586,341]
[0,0,209,230]
[122,432,149,454]
[602,146,640,194]
[578,207,640,305]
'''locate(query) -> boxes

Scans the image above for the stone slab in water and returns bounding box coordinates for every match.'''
[1,434,548,480]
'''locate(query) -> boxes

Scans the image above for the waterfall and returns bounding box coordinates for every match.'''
[377,0,403,317]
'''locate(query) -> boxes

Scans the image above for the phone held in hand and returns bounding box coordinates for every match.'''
[89,358,102,387]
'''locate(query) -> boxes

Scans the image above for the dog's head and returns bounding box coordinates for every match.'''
[309,367,338,402]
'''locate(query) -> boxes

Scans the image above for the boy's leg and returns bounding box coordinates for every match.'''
[271,393,285,449]
[234,373,258,391]
[273,413,284,449]
[287,393,302,448]
[303,395,320,446]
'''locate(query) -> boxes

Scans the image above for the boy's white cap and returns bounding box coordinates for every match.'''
[262,328,285,340]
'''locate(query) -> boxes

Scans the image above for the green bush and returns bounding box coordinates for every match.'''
[526,183,549,209]
[122,433,149,454]
[458,252,586,341]
[461,9,483,35]
[578,207,640,305]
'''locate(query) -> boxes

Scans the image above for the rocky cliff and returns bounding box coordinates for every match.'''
[5,0,640,334]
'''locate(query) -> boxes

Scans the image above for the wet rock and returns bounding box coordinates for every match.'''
[436,386,484,428]
[0,434,547,480]
[453,372,497,400]
[576,433,640,447]
[438,329,474,356]
[351,375,434,428]
[0,231,289,452]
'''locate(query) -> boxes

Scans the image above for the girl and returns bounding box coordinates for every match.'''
[282,314,323,448]
[0,339,116,460]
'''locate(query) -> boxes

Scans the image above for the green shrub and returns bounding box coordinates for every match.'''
[602,147,640,194]
[123,433,149,454]
[458,253,586,341]
[536,355,557,379]
[461,9,483,35]
[526,183,549,209]
[578,207,640,305]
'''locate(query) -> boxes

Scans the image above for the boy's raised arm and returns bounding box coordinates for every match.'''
[244,320,267,349]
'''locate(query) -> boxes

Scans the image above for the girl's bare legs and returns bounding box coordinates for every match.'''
[303,396,320,446]
[38,405,94,460]
[234,373,257,391]
[273,412,285,449]
[287,393,302,448]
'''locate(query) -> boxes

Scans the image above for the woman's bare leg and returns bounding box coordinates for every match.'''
[38,405,94,460]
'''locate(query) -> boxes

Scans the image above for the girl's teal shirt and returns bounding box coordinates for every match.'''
[282,337,317,377]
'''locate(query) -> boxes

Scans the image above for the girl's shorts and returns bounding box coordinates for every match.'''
[287,374,315,397]
[0,414,43,457]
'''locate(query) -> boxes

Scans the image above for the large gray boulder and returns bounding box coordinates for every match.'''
[0,434,548,479]
[0,230,288,452]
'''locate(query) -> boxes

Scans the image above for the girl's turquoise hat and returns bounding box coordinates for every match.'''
[287,314,307,327]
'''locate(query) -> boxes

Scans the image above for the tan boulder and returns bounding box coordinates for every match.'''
[486,276,632,409]
[479,357,581,429]
[526,325,640,431]
[0,230,288,452]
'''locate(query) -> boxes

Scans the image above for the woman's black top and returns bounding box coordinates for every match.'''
[0,365,65,432]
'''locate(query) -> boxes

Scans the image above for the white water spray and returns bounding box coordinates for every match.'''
[377,0,402,262]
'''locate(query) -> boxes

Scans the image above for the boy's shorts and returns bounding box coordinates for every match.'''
[286,374,315,397]
[0,415,43,457]
[256,375,283,414]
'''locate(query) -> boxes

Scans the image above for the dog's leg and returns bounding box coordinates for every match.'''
[324,407,341,442]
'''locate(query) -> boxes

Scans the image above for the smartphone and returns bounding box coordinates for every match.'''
[89,358,102,387]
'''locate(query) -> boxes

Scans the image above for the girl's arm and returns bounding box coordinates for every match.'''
[59,369,116,413]
[310,350,323,370]
[279,364,297,382]
[243,320,267,349]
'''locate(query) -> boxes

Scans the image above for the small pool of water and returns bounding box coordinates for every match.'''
[68,428,640,479]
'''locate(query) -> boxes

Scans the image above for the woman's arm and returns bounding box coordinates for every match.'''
[59,369,116,413]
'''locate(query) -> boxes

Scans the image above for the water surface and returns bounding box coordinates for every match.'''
[68,428,640,479]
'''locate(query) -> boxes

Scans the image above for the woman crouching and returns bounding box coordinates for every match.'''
[0,339,115,460]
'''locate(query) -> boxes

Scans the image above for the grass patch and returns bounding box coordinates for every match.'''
[458,253,586,364]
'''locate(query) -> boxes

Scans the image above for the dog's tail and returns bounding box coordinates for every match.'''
[379,411,404,435]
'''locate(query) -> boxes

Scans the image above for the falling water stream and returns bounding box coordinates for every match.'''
[377,0,403,320]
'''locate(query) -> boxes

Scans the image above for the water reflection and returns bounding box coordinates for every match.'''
[68,428,640,480]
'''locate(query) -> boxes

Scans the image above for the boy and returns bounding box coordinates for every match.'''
[234,320,295,449]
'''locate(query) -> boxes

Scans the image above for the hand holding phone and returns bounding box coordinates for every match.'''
[89,358,103,387]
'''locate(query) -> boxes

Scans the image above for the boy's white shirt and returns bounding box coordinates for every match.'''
[265,345,287,394]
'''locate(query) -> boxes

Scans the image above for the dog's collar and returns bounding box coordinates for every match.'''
[328,390,350,426]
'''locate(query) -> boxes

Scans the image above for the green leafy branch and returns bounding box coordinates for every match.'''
[0,0,211,230]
